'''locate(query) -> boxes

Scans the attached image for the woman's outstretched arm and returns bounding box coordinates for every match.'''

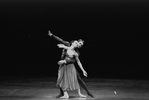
[48,30,70,46]
[76,56,88,77]
[57,44,69,49]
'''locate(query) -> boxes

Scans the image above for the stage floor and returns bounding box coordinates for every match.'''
[0,77,149,100]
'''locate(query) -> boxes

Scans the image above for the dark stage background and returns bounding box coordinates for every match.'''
[1,0,148,80]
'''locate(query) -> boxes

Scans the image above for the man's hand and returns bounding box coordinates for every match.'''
[48,30,53,36]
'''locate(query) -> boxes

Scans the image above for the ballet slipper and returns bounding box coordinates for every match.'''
[60,95,69,99]
[60,92,69,99]
[79,93,87,98]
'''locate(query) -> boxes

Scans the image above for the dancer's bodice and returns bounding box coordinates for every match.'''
[62,49,77,63]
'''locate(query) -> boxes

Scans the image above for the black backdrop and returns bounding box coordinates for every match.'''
[1,0,148,80]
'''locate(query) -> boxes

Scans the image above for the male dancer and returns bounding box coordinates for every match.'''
[48,31,94,98]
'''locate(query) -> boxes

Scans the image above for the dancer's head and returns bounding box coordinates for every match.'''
[71,39,84,48]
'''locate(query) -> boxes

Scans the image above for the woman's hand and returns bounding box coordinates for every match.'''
[57,44,68,49]
[57,44,65,48]
[58,60,66,65]
[83,70,88,77]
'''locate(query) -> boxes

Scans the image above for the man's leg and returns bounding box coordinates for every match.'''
[56,85,64,98]
[76,71,94,98]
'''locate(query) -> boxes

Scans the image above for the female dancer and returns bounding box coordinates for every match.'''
[48,31,93,98]
[57,41,87,98]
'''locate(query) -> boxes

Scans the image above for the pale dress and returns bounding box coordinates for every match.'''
[57,49,80,91]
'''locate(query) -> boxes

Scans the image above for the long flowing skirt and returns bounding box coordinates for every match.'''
[57,64,80,91]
